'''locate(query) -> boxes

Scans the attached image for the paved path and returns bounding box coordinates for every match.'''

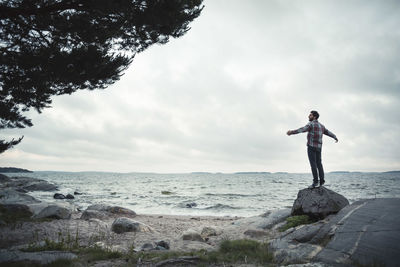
[316,198,400,267]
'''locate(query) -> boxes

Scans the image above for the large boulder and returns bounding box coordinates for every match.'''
[111,217,152,234]
[80,210,108,220]
[34,204,72,220]
[291,187,349,219]
[86,204,136,217]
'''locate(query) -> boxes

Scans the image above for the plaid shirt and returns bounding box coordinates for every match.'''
[292,120,337,149]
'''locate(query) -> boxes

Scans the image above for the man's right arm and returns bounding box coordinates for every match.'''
[287,123,310,135]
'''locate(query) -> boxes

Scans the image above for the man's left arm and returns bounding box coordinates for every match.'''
[324,128,338,142]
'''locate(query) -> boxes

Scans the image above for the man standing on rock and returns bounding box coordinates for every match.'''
[287,111,338,188]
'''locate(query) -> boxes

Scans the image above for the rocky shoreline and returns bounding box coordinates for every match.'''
[0,173,398,266]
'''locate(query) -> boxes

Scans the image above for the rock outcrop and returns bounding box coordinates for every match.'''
[0,174,11,182]
[232,209,291,229]
[0,189,40,205]
[291,187,349,219]
[22,182,57,192]
[80,204,136,220]
[0,176,57,192]
[0,186,75,220]
[80,210,108,220]
[34,204,72,220]
[87,204,136,216]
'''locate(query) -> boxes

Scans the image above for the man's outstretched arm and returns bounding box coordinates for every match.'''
[324,128,339,143]
[287,123,310,136]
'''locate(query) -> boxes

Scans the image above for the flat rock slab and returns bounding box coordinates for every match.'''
[233,209,291,229]
[316,198,400,267]
[0,250,77,264]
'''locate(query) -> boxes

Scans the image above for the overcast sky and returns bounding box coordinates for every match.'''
[2,0,400,173]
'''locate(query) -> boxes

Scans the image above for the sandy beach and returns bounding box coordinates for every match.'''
[0,211,250,252]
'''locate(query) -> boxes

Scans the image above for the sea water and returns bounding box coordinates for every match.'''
[6,171,400,217]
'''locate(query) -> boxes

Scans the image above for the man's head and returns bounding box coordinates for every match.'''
[309,110,319,121]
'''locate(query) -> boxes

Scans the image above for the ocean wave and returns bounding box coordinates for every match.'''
[177,202,198,208]
[204,193,260,198]
[204,204,242,210]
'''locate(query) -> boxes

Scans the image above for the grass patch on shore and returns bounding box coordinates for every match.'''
[127,239,273,266]
[79,246,124,262]
[204,239,273,265]
[0,259,73,267]
[24,237,79,252]
[0,248,122,267]
[17,239,274,266]
[279,215,314,232]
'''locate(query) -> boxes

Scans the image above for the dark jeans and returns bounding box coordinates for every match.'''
[307,145,324,184]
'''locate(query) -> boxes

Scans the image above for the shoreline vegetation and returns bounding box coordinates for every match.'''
[0,173,398,266]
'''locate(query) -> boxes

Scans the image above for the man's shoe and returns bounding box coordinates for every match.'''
[308,183,318,189]
[320,181,325,187]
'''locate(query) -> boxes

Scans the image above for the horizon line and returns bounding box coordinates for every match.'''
[2,169,399,175]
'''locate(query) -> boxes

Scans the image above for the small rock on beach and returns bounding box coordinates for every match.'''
[111,217,153,234]
[182,230,205,242]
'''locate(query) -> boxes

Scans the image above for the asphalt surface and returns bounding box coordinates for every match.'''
[316,198,400,267]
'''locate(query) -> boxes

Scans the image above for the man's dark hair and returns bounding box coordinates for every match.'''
[310,110,319,119]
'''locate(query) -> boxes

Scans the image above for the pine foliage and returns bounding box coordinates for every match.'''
[0,0,203,153]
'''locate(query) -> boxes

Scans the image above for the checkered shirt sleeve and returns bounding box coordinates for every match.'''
[292,123,311,134]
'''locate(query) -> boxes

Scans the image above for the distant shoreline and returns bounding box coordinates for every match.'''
[0,167,32,173]
[3,169,398,174]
